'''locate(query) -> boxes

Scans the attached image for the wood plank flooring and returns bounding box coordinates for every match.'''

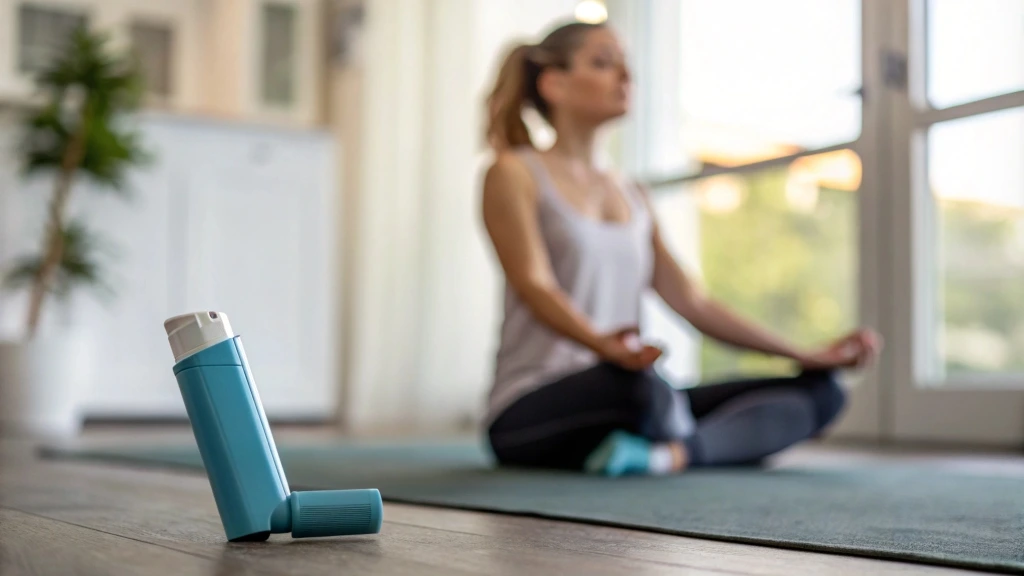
[2,425,1020,575]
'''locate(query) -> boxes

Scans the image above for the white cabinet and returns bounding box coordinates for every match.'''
[0,113,339,419]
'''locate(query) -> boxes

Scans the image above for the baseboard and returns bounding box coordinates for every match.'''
[82,416,335,428]
[820,434,1024,455]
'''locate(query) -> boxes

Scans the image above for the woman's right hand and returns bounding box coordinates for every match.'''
[594,327,664,371]
[796,328,882,370]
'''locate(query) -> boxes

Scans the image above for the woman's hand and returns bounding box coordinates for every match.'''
[594,327,663,371]
[797,329,883,370]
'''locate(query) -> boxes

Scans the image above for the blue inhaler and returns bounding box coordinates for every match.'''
[164,311,383,542]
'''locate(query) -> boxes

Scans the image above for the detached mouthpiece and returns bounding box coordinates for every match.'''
[287,489,384,538]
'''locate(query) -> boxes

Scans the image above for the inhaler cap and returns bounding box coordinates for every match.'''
[164,311,235,363]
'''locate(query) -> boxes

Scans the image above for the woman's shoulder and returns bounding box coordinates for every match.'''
[483,148,538,199]
[489,145,539,173]
[489,148,530,172]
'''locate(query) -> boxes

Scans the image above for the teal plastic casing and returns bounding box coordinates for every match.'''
[171,330,382,542]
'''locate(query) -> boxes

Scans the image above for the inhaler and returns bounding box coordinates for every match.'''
[164,311,383,542]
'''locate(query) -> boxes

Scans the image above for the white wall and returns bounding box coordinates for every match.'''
[341,0,580,432]
[343,0,429,430]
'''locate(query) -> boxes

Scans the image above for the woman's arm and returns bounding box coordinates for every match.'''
[482,155,661,370]
[650,227,804,360]
[638,185,879,367]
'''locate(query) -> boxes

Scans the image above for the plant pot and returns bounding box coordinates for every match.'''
[0,329,94,438]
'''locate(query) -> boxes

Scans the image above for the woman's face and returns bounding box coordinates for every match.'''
[541,27,632,124]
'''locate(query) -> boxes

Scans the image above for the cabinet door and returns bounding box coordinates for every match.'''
[175,124,336,418]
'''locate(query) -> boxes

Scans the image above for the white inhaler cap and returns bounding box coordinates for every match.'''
[164,311,235,363]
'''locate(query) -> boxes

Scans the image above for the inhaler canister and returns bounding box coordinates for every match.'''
[165,311,383,542]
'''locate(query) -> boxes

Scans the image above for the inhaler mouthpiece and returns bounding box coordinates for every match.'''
[287,490,384,538]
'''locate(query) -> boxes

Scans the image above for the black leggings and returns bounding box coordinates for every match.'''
[487,364,846,470]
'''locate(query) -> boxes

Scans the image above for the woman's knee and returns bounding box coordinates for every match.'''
[627,368,673,410]
[801,369,847,428]
[627,368,692,440]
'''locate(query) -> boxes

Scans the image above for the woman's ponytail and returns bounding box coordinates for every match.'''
[486,43,535,151]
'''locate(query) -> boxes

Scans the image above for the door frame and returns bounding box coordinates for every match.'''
[883,0,1024,445]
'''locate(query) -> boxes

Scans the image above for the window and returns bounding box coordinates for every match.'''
[926,0,1024,109]
[917,2,1024,383]
[626,0,863,382]
[18,4,87,74]
[928,113,1024,378]
[700,156,859,379]
[653,153,860,382]
[130,21,175,98]
[261,3,297,106]
[675,0,861,172]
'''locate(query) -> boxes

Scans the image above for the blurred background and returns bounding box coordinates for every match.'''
[0,0,1022,447]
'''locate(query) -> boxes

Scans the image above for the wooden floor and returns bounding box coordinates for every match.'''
[2,425,1022,576]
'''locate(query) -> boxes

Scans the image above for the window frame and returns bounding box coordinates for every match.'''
[248,0,319,127]
[129,17,177,103]
[256,0,301,111]
[15,1,90,76]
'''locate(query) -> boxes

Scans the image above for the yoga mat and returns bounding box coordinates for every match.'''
[41,440,1024,574]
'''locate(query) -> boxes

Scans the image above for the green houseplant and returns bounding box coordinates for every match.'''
[0,25,149,436]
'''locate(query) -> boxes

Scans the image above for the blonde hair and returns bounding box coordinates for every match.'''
[485,22,604,151]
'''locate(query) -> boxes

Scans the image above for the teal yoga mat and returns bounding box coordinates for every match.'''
[41,440,1024,574]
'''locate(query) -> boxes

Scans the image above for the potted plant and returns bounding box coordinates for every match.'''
[0,26,149,437]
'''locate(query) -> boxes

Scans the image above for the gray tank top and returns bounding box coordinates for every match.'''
[486,148,656,424]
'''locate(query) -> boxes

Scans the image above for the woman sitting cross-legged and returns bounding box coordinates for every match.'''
[480,21,882,476]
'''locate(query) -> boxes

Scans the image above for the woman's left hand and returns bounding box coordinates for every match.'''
[796,329,883,370]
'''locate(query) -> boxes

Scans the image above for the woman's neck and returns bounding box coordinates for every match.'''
[547,117,600,168]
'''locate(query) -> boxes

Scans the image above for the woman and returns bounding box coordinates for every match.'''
[481,21,881,476]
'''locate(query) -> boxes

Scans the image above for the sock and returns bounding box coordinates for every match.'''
[584,431,648,476]
[584,431,677,477]
[647,444,676,475]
